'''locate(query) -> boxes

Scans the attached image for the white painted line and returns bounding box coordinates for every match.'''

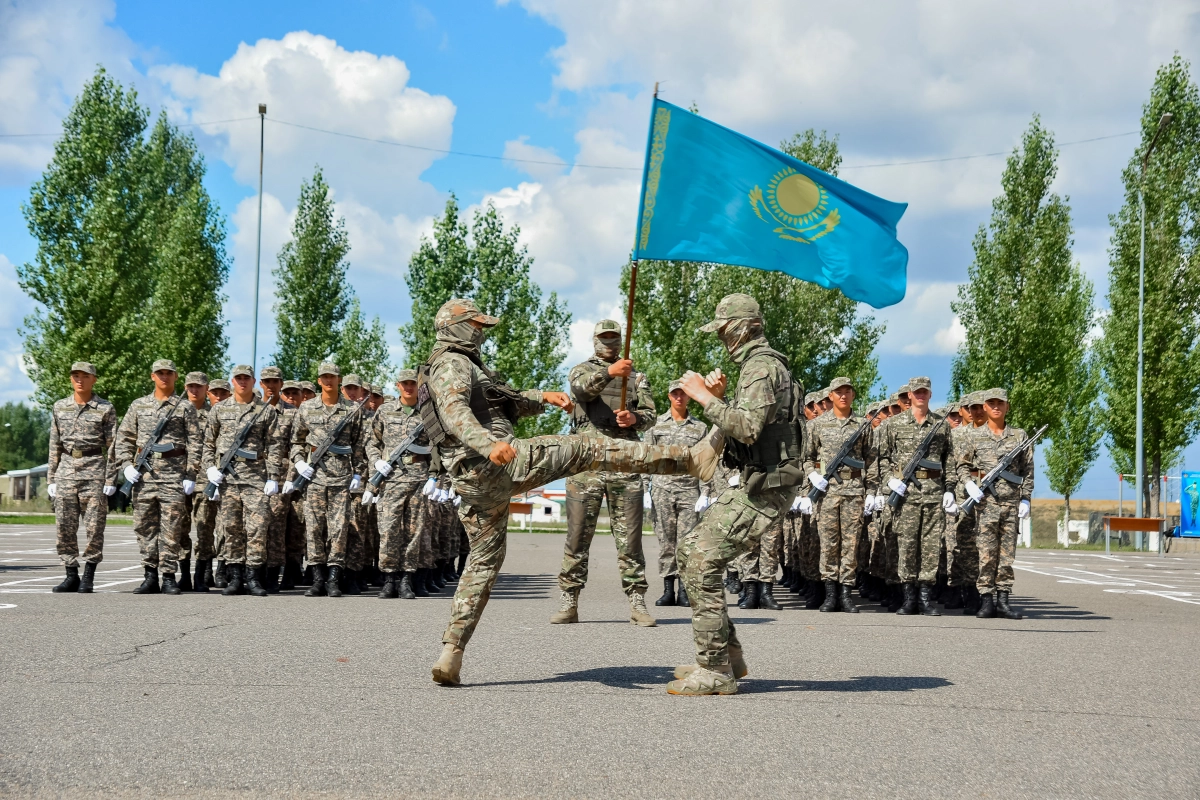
[0,603,15,609]
[1059,567,1177,589]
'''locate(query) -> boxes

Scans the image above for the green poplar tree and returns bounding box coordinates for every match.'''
[336,297,393,386]
[1044,357,1104,528]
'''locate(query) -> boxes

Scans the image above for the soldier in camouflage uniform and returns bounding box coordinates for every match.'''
[257,365,289,592]
[734,516,784,610]
[876,376,955,616]
[278,380,307,590]
[956,388,1033,620]
[644,379,712,608]
[202,365,287,597]
[205,378,232,587]
[48,361,118,594]
[423,299,718,686]
[337,374,371,595]
[290,361,368,598]
[178,371,217,592]
[553,319,658,627]
[950,392,987,612]
[115,359,202,595]
[792,392,824,609]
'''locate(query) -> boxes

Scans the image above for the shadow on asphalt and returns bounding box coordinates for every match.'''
[1009,597,1111,621]
[491,573,557,599]
[0,564,51,573]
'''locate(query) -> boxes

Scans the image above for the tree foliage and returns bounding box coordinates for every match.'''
[336,297,393,386]
[1044,356,1103,524]
[0,403,51,473]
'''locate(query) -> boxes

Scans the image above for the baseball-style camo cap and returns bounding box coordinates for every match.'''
[804,392,817,406]
[983,387,1008,402]
[185,371,208,386]
[260,365,283,380]
[282,380,299,391]
[209,379,231,392]
[668,379,683,393]
[370,385,384,397]
[396,369,418,383]
[151,359,177,373]
[435,297,499,329]
[699,293,761,333]
[828,376,854,392]
[231,364,254,378]
[908,376,932,391]
[70,361,97,376]
[342,373,362,388]
[947,400,961,413]
[897,383,911,397]
[300,381,316,393]
[317,362,339,377]
[594,319,622,336]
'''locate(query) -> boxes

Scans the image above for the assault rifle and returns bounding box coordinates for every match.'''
[118,393,186,498]
[886,416,948,509]
[806,408,882,503]
[291,397,367,494]
[204,403,274,500]
[362,421,431,503]
[960,424,1048,514]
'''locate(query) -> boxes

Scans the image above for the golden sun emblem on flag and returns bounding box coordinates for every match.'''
[749,167,840,243]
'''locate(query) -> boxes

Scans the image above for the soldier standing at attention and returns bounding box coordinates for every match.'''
[300,381,317,403]
[258,365,289,592]
[339,374,369,594]
[115,359,201,596]
[177,371,216,592]
[644,379,712,608]
[553,319,658,627]
[48,361,118,594]
[276,380,307,590]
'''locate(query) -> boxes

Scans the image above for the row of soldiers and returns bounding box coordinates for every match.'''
[46,359,466,598]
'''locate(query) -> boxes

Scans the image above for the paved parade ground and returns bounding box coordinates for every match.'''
[1,523,1198,798]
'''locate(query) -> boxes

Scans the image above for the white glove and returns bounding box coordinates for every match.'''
[448,487,457,501]
[964,480,984,503]
[863,500,873,518]
[790,495,804,512]
[728,473,740,487]
[694,494,710,513]
[799,496,814,516]
[1018,499,1031,519]
[295,459,315,480]
[437,488,452,503]
[210,487,220,501]
[873,495,886,513]
[102,485,116,497]
[942,491,958,515]
[47,483,57,498]
[452,494,461,506]
[422,476,437,496]
[887,478,907,496]
[361,489,374,505]
[643,492,652,509]
[123,465,141,485]
[282,480,294,495]
[349,474,362,491]
[374,459,393,477]
[206,466,224,486]
[808,471,829,492]
[182,480,196,496]
[264,480,279,496]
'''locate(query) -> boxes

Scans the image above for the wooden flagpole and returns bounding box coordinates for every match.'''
[620,81,659,412]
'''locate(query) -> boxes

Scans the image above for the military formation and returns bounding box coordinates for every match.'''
[47,292,1034,696]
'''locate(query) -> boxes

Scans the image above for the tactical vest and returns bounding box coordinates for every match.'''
[417,343,524,459]
[721,348,806,495]
[571,366,640,433]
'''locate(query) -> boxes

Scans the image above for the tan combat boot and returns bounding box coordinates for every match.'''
[674,645,749,680]
[549,589,579,624]
[431,643,463,686]
[666,664,737,695]
[629,591,657,627]
[687,427,724,483]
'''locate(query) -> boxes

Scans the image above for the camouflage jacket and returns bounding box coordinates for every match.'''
[955,424,1034,505]
[364,400,430,483]
[48,395,118,484]
[115,393,202,484]
[569,356,656,440]
[271,402,300,483]
[876,408,952,501]
[803,410,875,497]
[289,397,367,488]
[703,339,794,446]
[201,397,287,486]
[644,412,713,495]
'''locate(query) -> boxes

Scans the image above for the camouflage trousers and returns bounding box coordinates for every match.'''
[817,494,864,584]
[303,484,352,567]
[264,494,288,567]
[54,478,107,567]
[377,479,428,573]
[347,494,368,571]
[429,500,459,564]
[679,486,790,668]
[286,495,306,563]
[180,492,217,562]
[867,509,889,579]
[442,433,691,649]
[952,510,979,588]
[796,513,820,580]
[216,483,270,567]
[650,486,700,577]
[893,499,944,584]
[737,515,782,582]
[559,471,647,596]
[976,500,1019,593]
[132,482,188,575]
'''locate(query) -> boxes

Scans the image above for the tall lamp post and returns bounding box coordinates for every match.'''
[252,103,267,370]
[1135,111,1173,518]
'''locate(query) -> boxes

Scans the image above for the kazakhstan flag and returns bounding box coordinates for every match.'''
[633,99,908,309]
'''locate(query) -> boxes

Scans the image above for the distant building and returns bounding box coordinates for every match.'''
[510,494,562,528]
[1,463,49,503]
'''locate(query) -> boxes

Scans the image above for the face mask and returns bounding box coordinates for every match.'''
[439,320,488,349]
[594,335,622,362]
[718,318,761,361]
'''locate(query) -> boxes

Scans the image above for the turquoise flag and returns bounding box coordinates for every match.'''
[632,99,909,309]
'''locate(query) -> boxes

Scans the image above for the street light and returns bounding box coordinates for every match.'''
[1135,111,1173,518]
[252,102,267,370]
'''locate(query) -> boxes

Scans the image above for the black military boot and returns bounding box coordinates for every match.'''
[342,569,361,595]
[412,569,430,597]
[934,572,948,602]
[456,553,468,576]
[804,579,825,609]
[221,564,243,596]
[246,566,268,597]
[442,560,458,584]
[53,566,80,593]
[996,591,1023,620]
[759,582,782,610]
[213,559,228,589]
[78,562,97,593]
[795,575,810,597]
[840,583,860,613]
[655,577,676,606]
[943,585,963,609]
[178,559,192,592]
[738,580,760,609]
[378,572,398,599]
[280,560,300,591]
[265,565,282,593]
[677,577,690,607]
[886,584,904,613]
[963,586,982,615]
[918,582,941,616]
[976,591,996,619]
[303,565,314,586]
[819,580,839,612]
[161,573,182,595]
[326,566,344,598]
[133,567,160,594]
[423,568,440,594]
[398,572,417,599]
[896,583,919,615]
[193,559,210,593]
[725,570,742,595]
[304,564,327,597]
[429,567,446,591]
[204,560,216,588]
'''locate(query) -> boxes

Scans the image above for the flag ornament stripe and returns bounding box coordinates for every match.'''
[637,106,671,251]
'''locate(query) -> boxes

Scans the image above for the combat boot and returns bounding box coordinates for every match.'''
[550,589,579,623]
[456,553,468,576]
[918,582,941,616]
[666,665,737,696]
[246,566,268,597]
[78,562,97,593]
[740,580,762,609]
[431,643,463,686]
[213,559,228,589]
[326,566,344,598]
[379,572,398,599]
[429,567,446,592]
[304,564,327,597]
[819,580,839,612]
[442,560,458,584]
[839,583,859,613]
[222,564,243,596]
[629,591,657,627]
[161,573,182,595]
[193,559,210,592]
[655,577,677,606]
[943,585,963,609]
[963,586,981,615]
[886,584,904,613]
[280,560,300,591]
[204,560,216,588]
[53,566,80,593]
[759,582,782,610]
[804,579,825,609]
[133,567,160,594]
[995,591,1023,620]
[342,569,362,595]
[675,645,749,680]
[896,583,919,615]
[724,570,742,595]
[178,559,192,592]
[263,565,281,593]
[976,591,996,618]
[412,569,430,597]
[398,572,417,599]
[676,578,690,607]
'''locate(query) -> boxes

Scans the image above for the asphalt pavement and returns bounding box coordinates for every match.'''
[1,523,1197,798]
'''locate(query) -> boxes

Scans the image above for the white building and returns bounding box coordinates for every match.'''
[510,495,562,528]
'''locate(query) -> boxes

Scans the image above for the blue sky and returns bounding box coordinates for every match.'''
[1,0,1198,499]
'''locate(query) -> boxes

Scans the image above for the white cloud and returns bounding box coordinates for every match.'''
[869,280,964,356]
[503,136,567,182]
[0,255,34,403]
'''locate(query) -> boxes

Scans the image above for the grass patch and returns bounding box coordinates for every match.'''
[0,514,132,525]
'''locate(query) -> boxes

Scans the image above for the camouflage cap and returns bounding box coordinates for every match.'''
[317,361,339,377]
[897,383,911,397]
[396,368,418,383]
[594,319,622,337]
[965,391,984,408]
[70,361,97,376]
[370,385,384,397]
[866,401,880,415]
[341,373,362,388]
[668,379,684,393]
[828,376,854,392]
[804,392,818,406]
[698,293,761,333]
[260,365,283,380]
[908,376,932,391]
[151,358,177,374]
[887,393,900,404]
[184,371,208,386]
[282,380,299,391]
[209,379,231,392]
[947,401,961,413]
[231,364,254,378]
[435,297,499,329]
[983,387,1008,402]
[300,381,316,393]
